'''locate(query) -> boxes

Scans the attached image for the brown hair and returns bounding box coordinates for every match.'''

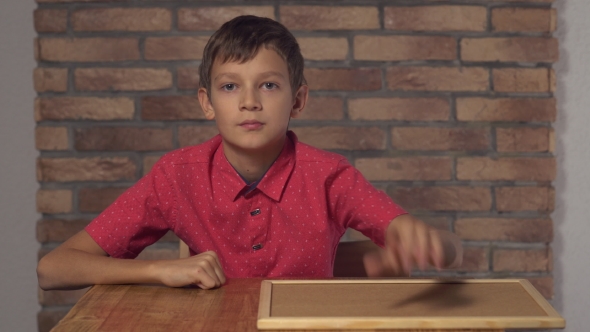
[199,15,306,97]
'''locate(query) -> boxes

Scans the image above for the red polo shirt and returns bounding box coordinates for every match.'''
[86,131,406,278]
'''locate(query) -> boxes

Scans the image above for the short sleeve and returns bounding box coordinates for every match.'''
[328,159,407,247]
[85,160,177,258]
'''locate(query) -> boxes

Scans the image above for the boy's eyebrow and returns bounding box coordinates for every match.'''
[214,71,286,82]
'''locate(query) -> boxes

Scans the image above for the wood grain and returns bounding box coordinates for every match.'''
[258,279,564,330]
[51,278,561,331]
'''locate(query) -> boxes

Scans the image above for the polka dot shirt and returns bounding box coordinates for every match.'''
[86,131,407,278]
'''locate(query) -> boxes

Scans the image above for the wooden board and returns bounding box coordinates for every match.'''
[257,279,565,330]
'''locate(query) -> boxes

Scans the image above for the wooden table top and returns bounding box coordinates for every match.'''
[51,278,504,332]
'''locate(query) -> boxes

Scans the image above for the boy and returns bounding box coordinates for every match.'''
[37,16,463,291]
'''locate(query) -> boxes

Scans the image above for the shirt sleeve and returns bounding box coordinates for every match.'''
[328,159,407,248]
[85,160,177,259]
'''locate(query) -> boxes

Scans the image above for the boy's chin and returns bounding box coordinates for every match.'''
[225,135,285,152]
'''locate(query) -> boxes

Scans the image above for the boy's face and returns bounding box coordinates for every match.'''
[198,48,308,155]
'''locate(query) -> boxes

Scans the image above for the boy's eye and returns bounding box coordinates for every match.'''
[263,82,277,90]
[222,84,235,91]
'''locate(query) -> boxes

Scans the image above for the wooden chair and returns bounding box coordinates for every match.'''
[178,240,379,277]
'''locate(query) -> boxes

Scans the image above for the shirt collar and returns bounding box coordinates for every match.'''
[213,131,297,202]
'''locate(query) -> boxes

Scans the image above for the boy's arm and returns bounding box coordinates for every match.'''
[363,214,463,277]
[37,230,225,290]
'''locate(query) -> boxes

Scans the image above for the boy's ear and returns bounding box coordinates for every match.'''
[290,85,309,119]
[198,88,216,120]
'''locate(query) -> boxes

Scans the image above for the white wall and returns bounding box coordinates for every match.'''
[0,0,39,331]
[553,0,590,330]
[0,0,587,331]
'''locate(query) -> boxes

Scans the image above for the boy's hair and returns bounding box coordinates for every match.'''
[199,15,306,97]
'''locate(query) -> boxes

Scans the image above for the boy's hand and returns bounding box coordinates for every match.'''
[155,251,226,289]
[363,215,461,277]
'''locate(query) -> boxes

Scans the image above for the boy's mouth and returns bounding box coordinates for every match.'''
[239,120,264,130]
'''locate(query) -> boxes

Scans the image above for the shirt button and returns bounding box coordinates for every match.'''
[250,208,261,216]
[252,244,263,251]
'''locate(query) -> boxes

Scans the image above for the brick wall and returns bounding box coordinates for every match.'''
[34,1,557,331]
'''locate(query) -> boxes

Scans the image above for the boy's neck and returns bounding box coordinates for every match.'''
[222,136,286,184]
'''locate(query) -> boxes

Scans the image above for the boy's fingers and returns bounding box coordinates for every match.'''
[410,224,425,271]
[363,251,383,277]
[389,227,408,274]
[364,250,404,277]
[428,231,445,269]
[202,251,226,284]
[386,244,405,276]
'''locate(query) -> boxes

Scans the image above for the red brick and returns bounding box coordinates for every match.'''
[37,219,89,243]
[461,37,558,63]
[296,96,343,121]
[456,98,556,122]
[392,127,489,151]
[72,8,171,31]
[549,128,556,152]
[527,277,553,299]
[141,96,204,121]
[36,126,68,151]
[178,126,219,147]
[37,0,140,2]
[36,189,72,214]
[493,68,552,92]
[354,35,456,61]
[34,9,68,33]
[305,68,381,91]
[298,38,348,61]
[455,218,552,242]
[292,126,385,150]
[75,68,172,92]
[349,98,450,121]
[486,0,553,2]
[492,8,556,32]
[496,186,555,212]
[420,216,452,231]
[35,97,134,121]
[177,67,200,90]
[387,186,492,212]
[36,38,139,62]
[145,37,209,61]
[37,157,136,182]
[280,6,379,30]
[493,248,552,272]
[178,6,275,31]
[74,127,173,151]
[385,6,487,32]
[34,68,68,93]
[143,155,163,176]
[387,67,488,91]
[452,246,489,272]
[38,309,69,332]
[39,288,88,306]
[355,157,452,181]
[496,127,551,152]
[79,187,128,213]
[457,157,555,181]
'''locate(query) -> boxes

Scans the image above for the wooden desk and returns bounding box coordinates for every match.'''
[51,279,507,332]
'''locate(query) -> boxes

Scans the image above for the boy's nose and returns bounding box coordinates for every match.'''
[239,87,262,112]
